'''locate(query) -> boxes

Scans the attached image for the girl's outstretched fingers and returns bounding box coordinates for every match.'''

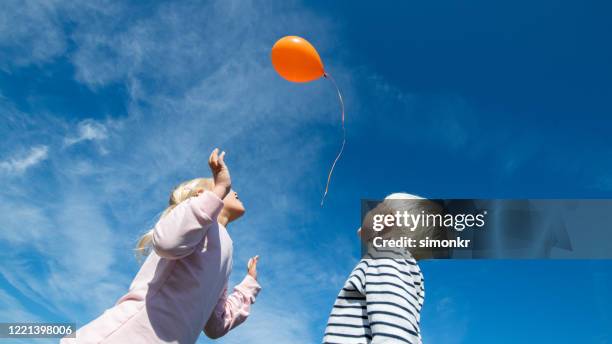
[208,147,231,199]
[247,255,259,280]
[219,150,226,164]
[208,148,219,168]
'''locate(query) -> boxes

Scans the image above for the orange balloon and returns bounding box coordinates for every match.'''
[271,36,325,83]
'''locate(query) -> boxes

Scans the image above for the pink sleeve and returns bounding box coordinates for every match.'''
[152,190,224,259]
[203,275,262,339]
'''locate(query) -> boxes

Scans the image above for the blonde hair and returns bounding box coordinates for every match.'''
[134,177,214,260]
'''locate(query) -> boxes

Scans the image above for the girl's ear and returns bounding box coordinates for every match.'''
[195,188,204,196]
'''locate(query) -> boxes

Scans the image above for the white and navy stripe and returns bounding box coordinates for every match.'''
[323,250,425,344]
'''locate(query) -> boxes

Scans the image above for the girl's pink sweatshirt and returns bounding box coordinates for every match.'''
[60,191,261,344]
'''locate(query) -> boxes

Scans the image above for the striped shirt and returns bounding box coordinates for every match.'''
[323,249,425,344]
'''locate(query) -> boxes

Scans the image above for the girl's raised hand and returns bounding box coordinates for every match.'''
[208,148,231,200]
[247,255,259,280]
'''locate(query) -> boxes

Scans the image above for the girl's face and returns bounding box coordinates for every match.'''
[223,189,245,221]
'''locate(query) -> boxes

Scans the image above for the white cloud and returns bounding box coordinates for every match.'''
[0,198,53,244]
[421,292,469,344]
[0,288,43,322]
[0,185,129,319]
[0,289,57,344]
[0,0,67,69]
[65,120,108,144]
[63,118,123,156]
[0,145,49,175]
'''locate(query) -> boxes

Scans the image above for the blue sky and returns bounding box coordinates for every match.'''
[0,0,611,343]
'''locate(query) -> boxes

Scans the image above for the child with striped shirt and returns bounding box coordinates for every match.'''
[323,193,445,344]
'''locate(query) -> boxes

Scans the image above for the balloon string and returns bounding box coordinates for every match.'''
[321,72,346,207]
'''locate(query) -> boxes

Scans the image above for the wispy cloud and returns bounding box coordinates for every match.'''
[0,181,128,319]
[64,119,109,146]
[420,286,470,344]
[0,1,66,69]
[0,145,49,175]
[0,288,42,324]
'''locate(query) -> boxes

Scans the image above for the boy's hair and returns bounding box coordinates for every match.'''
[361,192,448,260]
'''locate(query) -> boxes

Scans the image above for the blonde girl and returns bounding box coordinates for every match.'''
[62,148,261,344]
